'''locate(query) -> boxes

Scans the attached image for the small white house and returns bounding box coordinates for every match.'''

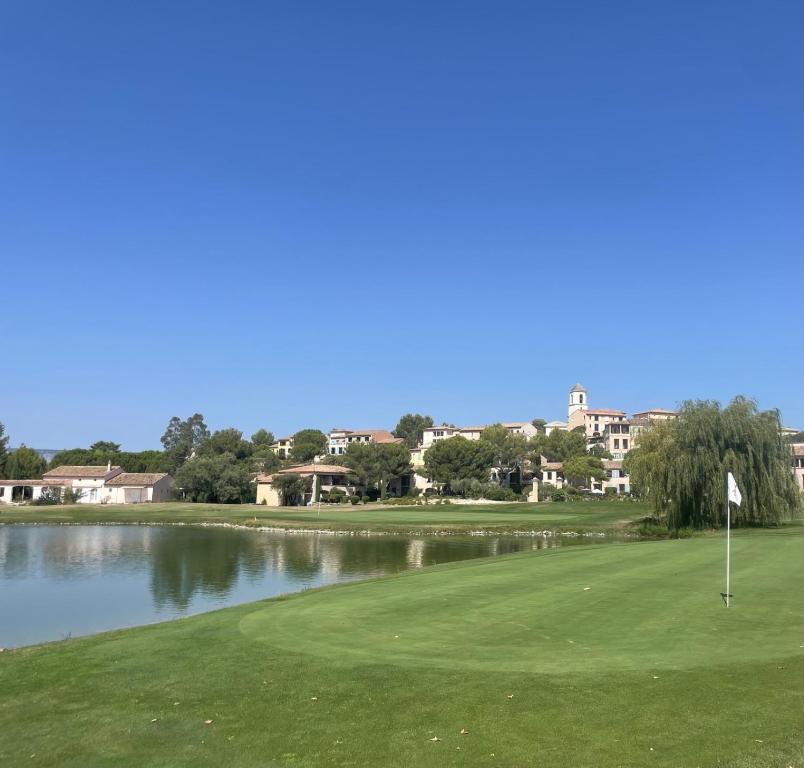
[105,473,174,503]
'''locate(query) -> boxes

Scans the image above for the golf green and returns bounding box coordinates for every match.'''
[240,532,803,673]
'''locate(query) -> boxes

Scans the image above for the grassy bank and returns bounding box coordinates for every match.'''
[1,529,801,767]
[0,499,648,534]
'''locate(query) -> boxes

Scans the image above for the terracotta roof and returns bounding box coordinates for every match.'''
[106,473,170,487]
[540,462,563,471]
[586,409,626,416]
[502,422,531,428]
[603,460,624,470]
[0,478,68,485]
[257,464,353,481]
[570,383,587,392]
[459,426,486,432]
[43,465,121,479]
[632,408,678,417]
[791,444,804,457]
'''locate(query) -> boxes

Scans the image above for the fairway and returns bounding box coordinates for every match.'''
[1,529,801,767]
[0,499,645,534]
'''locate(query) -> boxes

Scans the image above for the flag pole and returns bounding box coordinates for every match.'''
[725,473,730,608]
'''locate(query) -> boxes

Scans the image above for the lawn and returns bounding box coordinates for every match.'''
[0,499,647,534]
[1,528,801,767]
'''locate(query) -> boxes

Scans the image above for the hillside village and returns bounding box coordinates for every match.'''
[5,382,800,508]
[256,383,682,505]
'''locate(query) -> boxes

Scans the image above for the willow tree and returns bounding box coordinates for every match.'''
[626,397,800,529]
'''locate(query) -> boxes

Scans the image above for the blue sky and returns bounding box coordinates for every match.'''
[1,0,801,450]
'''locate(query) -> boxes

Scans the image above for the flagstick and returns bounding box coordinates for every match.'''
[725,474,731,608]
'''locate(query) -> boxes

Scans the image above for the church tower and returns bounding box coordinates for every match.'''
[568,383,588,423]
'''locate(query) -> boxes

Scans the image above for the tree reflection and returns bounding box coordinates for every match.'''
[149,527,262,610]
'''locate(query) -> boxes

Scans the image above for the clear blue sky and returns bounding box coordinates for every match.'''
[1,0,801,450]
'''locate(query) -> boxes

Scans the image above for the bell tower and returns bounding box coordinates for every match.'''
[568,383,588,421]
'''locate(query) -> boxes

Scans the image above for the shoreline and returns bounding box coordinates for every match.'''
[0,518,623,538]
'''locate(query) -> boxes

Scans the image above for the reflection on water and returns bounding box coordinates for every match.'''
[0,525,586,648]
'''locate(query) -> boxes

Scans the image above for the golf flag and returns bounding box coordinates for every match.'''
[727,472,742,506]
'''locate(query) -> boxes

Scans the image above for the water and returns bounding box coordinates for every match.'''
[0,525,584,648]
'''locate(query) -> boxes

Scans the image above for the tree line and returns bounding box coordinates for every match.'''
[2,399,798,524]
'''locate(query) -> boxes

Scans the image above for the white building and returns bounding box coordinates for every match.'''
[42,464,124,503]
[1,465,173,505]
[327,429,401,456]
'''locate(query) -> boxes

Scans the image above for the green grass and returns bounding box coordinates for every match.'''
[0,499,647,534]
[1,529,801,767]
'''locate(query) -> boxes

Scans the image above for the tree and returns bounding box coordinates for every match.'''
[343,442,412,499]
[49,448,95,469]
[251,429,275,447]
[588,445,613,459]
[627,397,800,529]
[200,428,253,460]
[271,473,312,506]
[480,425,529,484]
[4,446,47,479]
[161,414,209,471]
[422,436,495,489]
[393,414,434,449]
[90,441,121,453]
[290,429,327,463]
[50,447,169,473]
[530,428,588,463]
[562,455,606,488]
[341,443,375,489]
[251,445,281,475]
[0,422,10,477]
[531,418,547,433]
[118,450,169,473]
[174,454,251,503]
[375,443,413,499]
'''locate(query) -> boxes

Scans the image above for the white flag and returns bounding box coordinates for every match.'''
[727,472,742,506]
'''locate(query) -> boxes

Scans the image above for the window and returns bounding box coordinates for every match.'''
[579,394,584,403]
[623,439,628,449]
[614,439,619,449]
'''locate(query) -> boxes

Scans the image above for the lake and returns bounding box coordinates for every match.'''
[0,524,584,648]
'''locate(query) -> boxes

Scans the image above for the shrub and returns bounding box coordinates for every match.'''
[349,495,360,505]
[604,487,617,497]
[328,489,346,504]
[483,486,519,502]
[361,495,370,504]
[61,488,84,505]
[550,489,567,502]
[31,488,62,506]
